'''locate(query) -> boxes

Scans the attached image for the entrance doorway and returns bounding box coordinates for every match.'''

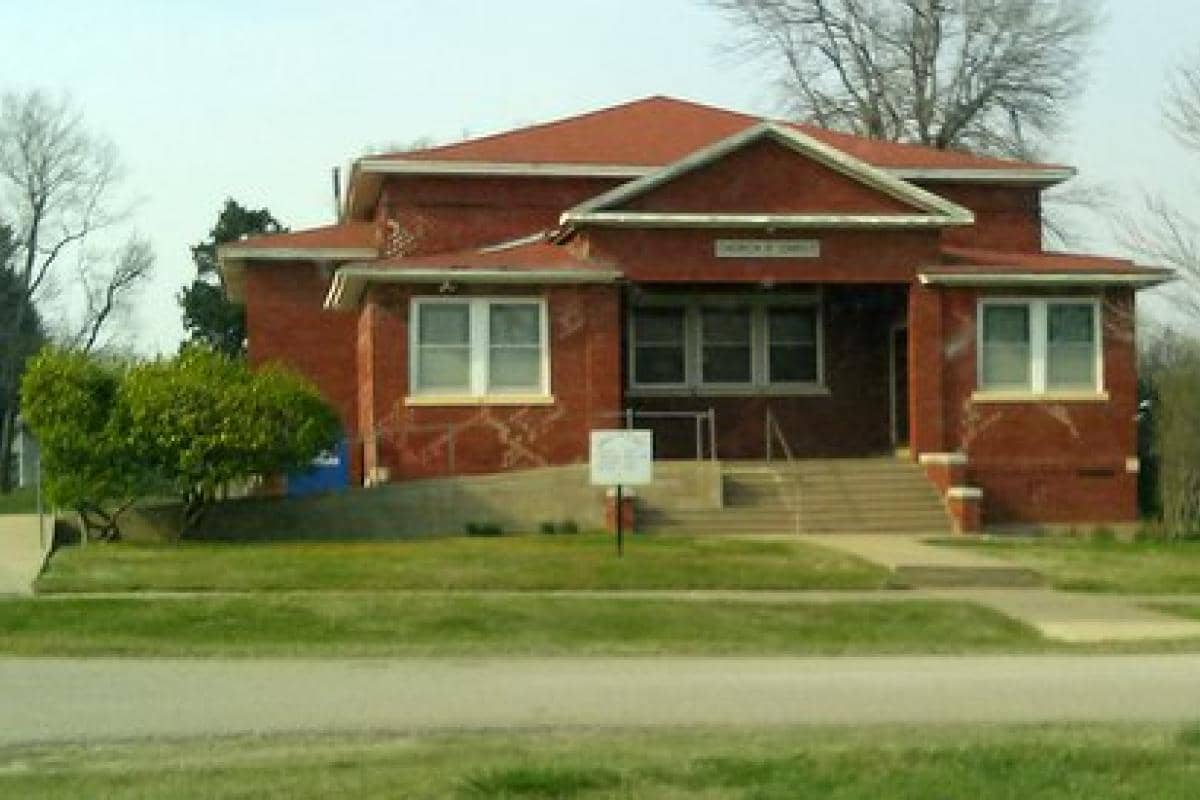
[890,325,909,448]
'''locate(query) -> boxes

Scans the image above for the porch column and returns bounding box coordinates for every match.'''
[908,282,946,456]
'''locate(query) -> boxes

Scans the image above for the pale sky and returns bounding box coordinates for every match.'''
[2,0,1199,353]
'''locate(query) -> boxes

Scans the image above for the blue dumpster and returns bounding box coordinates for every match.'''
[287,439,350,497]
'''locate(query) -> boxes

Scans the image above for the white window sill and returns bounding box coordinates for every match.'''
[405,394,557,407]
[626,385,831,399]
[971,390,1110,405]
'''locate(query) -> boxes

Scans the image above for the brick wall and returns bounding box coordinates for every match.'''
[622,137,921,214]
[357,283,622,480]
[925,285,1139,523]
[583,227,943,284]
[244,261,363,482]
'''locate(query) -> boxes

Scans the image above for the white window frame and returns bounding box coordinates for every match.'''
[628,292,825,395]
[408,296,551,403]
[975,297,1104,399]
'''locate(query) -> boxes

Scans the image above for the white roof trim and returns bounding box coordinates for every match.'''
[561,122,975,227]
[476,231,551,254]
[359,160,1071,187]
[217,246,376,261]
[893,167,1075,185]
[560,212,966,229]
[918,271,1172,288]
[357,158,652,178]
[324,266,622,311]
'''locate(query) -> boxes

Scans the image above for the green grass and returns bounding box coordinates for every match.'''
[0,486,38,514]
[35,534,890,593]
[933,535,1200,593]
[6,724,1200,798]
[0,595,1041,656]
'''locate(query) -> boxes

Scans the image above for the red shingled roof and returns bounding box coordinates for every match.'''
[228,222,376,251]
[370,238,612,273]
[937,246,1151,274]
[380,96,1063,173]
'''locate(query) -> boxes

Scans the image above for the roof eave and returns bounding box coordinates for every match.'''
[324,266,624,311]
[216,246,378,303]
[560,211,973,229]
[918,271,1174,288]
[894,167,1076,186]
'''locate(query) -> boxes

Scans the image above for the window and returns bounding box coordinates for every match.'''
[632,308,686,386]
[701,307,752,384]
[767,307,818,383]
[977,298,1101,394]
[629,295,822,392]
[411,298,548,398]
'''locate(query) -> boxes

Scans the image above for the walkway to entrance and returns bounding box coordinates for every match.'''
[0,514,50,596]
[799,533,1200,643]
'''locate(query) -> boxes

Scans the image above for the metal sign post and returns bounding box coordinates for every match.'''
[589,430,653,557]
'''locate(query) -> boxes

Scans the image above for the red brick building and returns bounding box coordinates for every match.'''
[220,97,1168,529]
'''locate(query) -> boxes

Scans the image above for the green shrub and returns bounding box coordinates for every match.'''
[539,521,557,535]
[559,520,580,535]
[1089,526,1117,544]
[465,522,503,537]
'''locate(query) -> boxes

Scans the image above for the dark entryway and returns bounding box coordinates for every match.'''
[891,324,909,448]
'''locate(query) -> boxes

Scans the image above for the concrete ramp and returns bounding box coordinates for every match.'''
[0,514,51,596]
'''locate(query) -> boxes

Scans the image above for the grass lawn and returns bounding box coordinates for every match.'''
[0,486,38,515]
[0,595,1041,656]
[6,724,1200,798]
[36,534,891,593]
[933,536,1200,593]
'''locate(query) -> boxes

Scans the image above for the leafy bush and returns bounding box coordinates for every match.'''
[22,346,340,539]
[465,522,504,537]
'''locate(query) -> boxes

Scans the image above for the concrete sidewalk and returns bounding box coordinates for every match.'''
[0,514,50,596]
[5,654,1200,745]
[800,533,1200,642]
[803,533,1043,587]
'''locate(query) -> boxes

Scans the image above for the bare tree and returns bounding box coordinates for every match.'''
[1121,50,1200,320]
[0,90,153,492]
[709,0,1099,159]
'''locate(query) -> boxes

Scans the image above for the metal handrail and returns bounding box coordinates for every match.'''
[764,407,802,535]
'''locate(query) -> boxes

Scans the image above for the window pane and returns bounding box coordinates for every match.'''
[770,345,817,383]
[982,305,1029,344]
[490,304,540,346]
[489,347,541,391]
[418,304,469,345]
[980,305,1031,390]
[701,308,751,344]
[768,308,816,343]
[633,307,686,385]
[633,308,684,344]
[703,346,752,383]
[635,346,685,384]
[767,308,818,383]
[1047,304,1096,389]
[1048,304,1094,344]
[701,308,751,384]
[417,347,470,391]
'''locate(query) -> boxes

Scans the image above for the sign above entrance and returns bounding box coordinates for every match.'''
[715,239,821,259]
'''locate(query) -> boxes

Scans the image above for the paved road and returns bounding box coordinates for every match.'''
[5,655,1200,745]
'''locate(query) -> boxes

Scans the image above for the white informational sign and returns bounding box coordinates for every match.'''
[590,430,654,486]
[715,239,821,259]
